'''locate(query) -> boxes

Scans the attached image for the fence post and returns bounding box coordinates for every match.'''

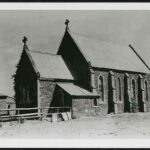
[17,110,21,123]
[57,108,59,114]
[40,108,42,121]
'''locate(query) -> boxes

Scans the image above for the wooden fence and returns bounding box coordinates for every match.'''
[0,107,72,122]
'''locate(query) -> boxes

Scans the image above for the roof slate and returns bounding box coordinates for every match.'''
[69,31,150,73]
[28,51,74,80]
[57,83,99,97]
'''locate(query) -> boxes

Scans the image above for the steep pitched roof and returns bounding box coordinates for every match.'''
[68,31,150,73]
[57,83,99,97]
[26,50,74,80]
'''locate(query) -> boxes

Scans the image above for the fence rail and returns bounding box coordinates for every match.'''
[0,107,72,122]
[0,106,71,111]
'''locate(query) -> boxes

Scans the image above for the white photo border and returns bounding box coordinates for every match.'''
[0,2,150,148]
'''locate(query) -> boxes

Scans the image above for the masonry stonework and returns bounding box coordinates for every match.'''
[39,80,56,113]
[72,98,107,118]
[93,68,150,114]
[143,74,150,112]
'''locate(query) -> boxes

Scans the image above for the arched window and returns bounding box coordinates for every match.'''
[98,76,104,101]
[92,98,98,107]
[116,77,121,101]
[144,80,148,101]
[131,79,136,100]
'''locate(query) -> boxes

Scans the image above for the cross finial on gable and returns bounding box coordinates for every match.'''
[22,36,28,45]
[65,19,70,31]
[22,36,28,50]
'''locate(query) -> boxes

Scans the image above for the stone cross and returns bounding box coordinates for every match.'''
[65,19,70,31]
[22,36,28,45]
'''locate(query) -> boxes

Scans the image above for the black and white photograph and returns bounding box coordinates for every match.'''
[1,5,150,147]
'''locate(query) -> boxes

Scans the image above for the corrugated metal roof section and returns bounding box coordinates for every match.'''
[69,32,150,73]
[28,51,74,80]
[57,83,99,97]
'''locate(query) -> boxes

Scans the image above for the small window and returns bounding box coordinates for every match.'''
[92,98,98,107]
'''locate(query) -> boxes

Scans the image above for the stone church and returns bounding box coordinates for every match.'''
[14,20,150,118]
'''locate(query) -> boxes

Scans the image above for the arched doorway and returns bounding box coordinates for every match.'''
[57,89,64,107]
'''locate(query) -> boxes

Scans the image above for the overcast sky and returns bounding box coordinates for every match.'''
[1,10,150,96]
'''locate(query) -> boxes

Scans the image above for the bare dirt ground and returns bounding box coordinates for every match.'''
[1,112,150,138]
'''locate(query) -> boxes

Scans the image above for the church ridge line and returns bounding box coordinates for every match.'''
[29,50,58,56]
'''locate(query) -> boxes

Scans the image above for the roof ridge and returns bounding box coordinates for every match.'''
[29,50,58,56]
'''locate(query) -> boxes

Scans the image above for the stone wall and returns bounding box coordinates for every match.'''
[72,98,107,118]
[38,70,150,118]
[0,99,6,110]
[93,68,150,114]
[39,80,56,113]
[143,74,150,112]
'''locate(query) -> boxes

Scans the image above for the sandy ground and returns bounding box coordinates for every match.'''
[1,112,150,138]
